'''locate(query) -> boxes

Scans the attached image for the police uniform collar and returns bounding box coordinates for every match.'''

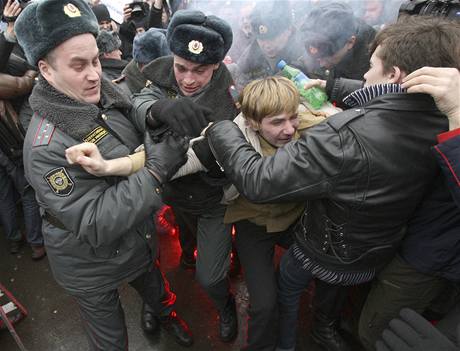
[29,76,131,141]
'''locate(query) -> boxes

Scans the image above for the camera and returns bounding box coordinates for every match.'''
[129,1,148,18]
[399,0,460,20]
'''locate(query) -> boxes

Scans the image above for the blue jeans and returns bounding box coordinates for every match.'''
[277,246,314,350]
[0,165,43,245]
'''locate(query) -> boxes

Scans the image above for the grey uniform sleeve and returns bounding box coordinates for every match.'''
[131,85,167,132]
[27,140,163,248]
[207,120,361,204]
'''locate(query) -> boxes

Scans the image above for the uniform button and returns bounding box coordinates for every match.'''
[342,244,346,248]
[146,234,152,239]
[323,241,328,245]
[116,249,119,254]
[155,187,161,195]
[322,247,327,252]
[188,195,193,200]
[101,114,108,120]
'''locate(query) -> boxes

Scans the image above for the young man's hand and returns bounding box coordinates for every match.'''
[3,0,22,39]
[402,67,460,130]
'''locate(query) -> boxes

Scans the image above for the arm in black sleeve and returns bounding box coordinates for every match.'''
[206,120,352,204]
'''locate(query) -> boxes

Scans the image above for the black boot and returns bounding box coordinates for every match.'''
[219,294,238,343]
[159,311,194,347]
[311,312,351,351]
[141,303,159,335]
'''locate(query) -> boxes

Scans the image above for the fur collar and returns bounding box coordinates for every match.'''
[29,76,131,141]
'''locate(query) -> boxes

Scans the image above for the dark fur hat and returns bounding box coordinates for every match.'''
[133,28,170,65]
[167,9,233,64]
[91,4,111,24]
[301,2,357,58]
[97,30,121,54]
[250,1,292,40]
[15,0,99,66]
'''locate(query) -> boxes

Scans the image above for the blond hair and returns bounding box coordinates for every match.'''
[239,76,299,123]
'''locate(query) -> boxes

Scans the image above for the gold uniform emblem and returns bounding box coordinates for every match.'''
[188,40,204,55]
[64,3,81,18]
[44,167,74,197]
[259,25,268,35]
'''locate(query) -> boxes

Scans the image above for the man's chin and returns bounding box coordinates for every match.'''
[83,92,101,104]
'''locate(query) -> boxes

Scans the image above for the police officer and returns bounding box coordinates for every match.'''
[133,10,240,343]
[15,0,193,349]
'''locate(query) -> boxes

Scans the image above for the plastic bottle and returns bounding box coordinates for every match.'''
[277,60,328,110]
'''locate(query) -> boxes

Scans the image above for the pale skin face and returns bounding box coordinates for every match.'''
[249,112,300,148]
[173,55,219,96]
[38,33,102,105]
[317,36,356,70]
[363,45,405,87]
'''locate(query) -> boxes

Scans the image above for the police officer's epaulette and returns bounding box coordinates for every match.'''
[327,108,364,132]
[111,75,126,84]
[33,116,55,147]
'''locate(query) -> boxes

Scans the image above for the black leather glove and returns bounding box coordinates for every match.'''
[376,308,458,351]
[147,98,212,138]
[144,131,189,184]
[192,137,224,178]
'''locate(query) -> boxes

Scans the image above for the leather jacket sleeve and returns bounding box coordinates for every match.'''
[0,71,36,99]
[207,119,362,204]
[326,78,364,109]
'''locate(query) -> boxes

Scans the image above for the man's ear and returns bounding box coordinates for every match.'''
[38,59,51,80]
[388,66,406,84]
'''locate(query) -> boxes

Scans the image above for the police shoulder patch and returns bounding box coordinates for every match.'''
[44,167,74,197]
[33,117,56,147]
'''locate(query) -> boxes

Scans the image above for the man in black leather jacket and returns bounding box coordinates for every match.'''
[205,16,460,351]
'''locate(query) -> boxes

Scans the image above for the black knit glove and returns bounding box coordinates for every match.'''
[376,308,458,351]
[147,98,212,138]
[144,131,189,184]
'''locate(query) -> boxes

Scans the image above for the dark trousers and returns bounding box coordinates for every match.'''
[358,255,447,351]
[76,262,174,351]
[235,220,293,351]
[0,165,43,245]
[173,206,232,311]
[174,207,197,260]
[277,247,350,350]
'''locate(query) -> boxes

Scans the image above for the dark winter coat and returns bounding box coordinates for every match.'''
[133,56,239,214]
[207,91,447,273]
[23,77,160,296]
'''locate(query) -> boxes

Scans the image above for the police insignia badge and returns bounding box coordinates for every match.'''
[64,3,81,18]
[44,167,74,197]
[259,25,268,35]
[188,40,204,54]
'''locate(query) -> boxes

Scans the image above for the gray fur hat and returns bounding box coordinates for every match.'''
[167,9,233,64]
[133,28,170,65]
[15,0,99,66]
[97,30,121,54]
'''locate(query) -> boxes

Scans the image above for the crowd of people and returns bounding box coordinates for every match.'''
[1,0,459,351]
